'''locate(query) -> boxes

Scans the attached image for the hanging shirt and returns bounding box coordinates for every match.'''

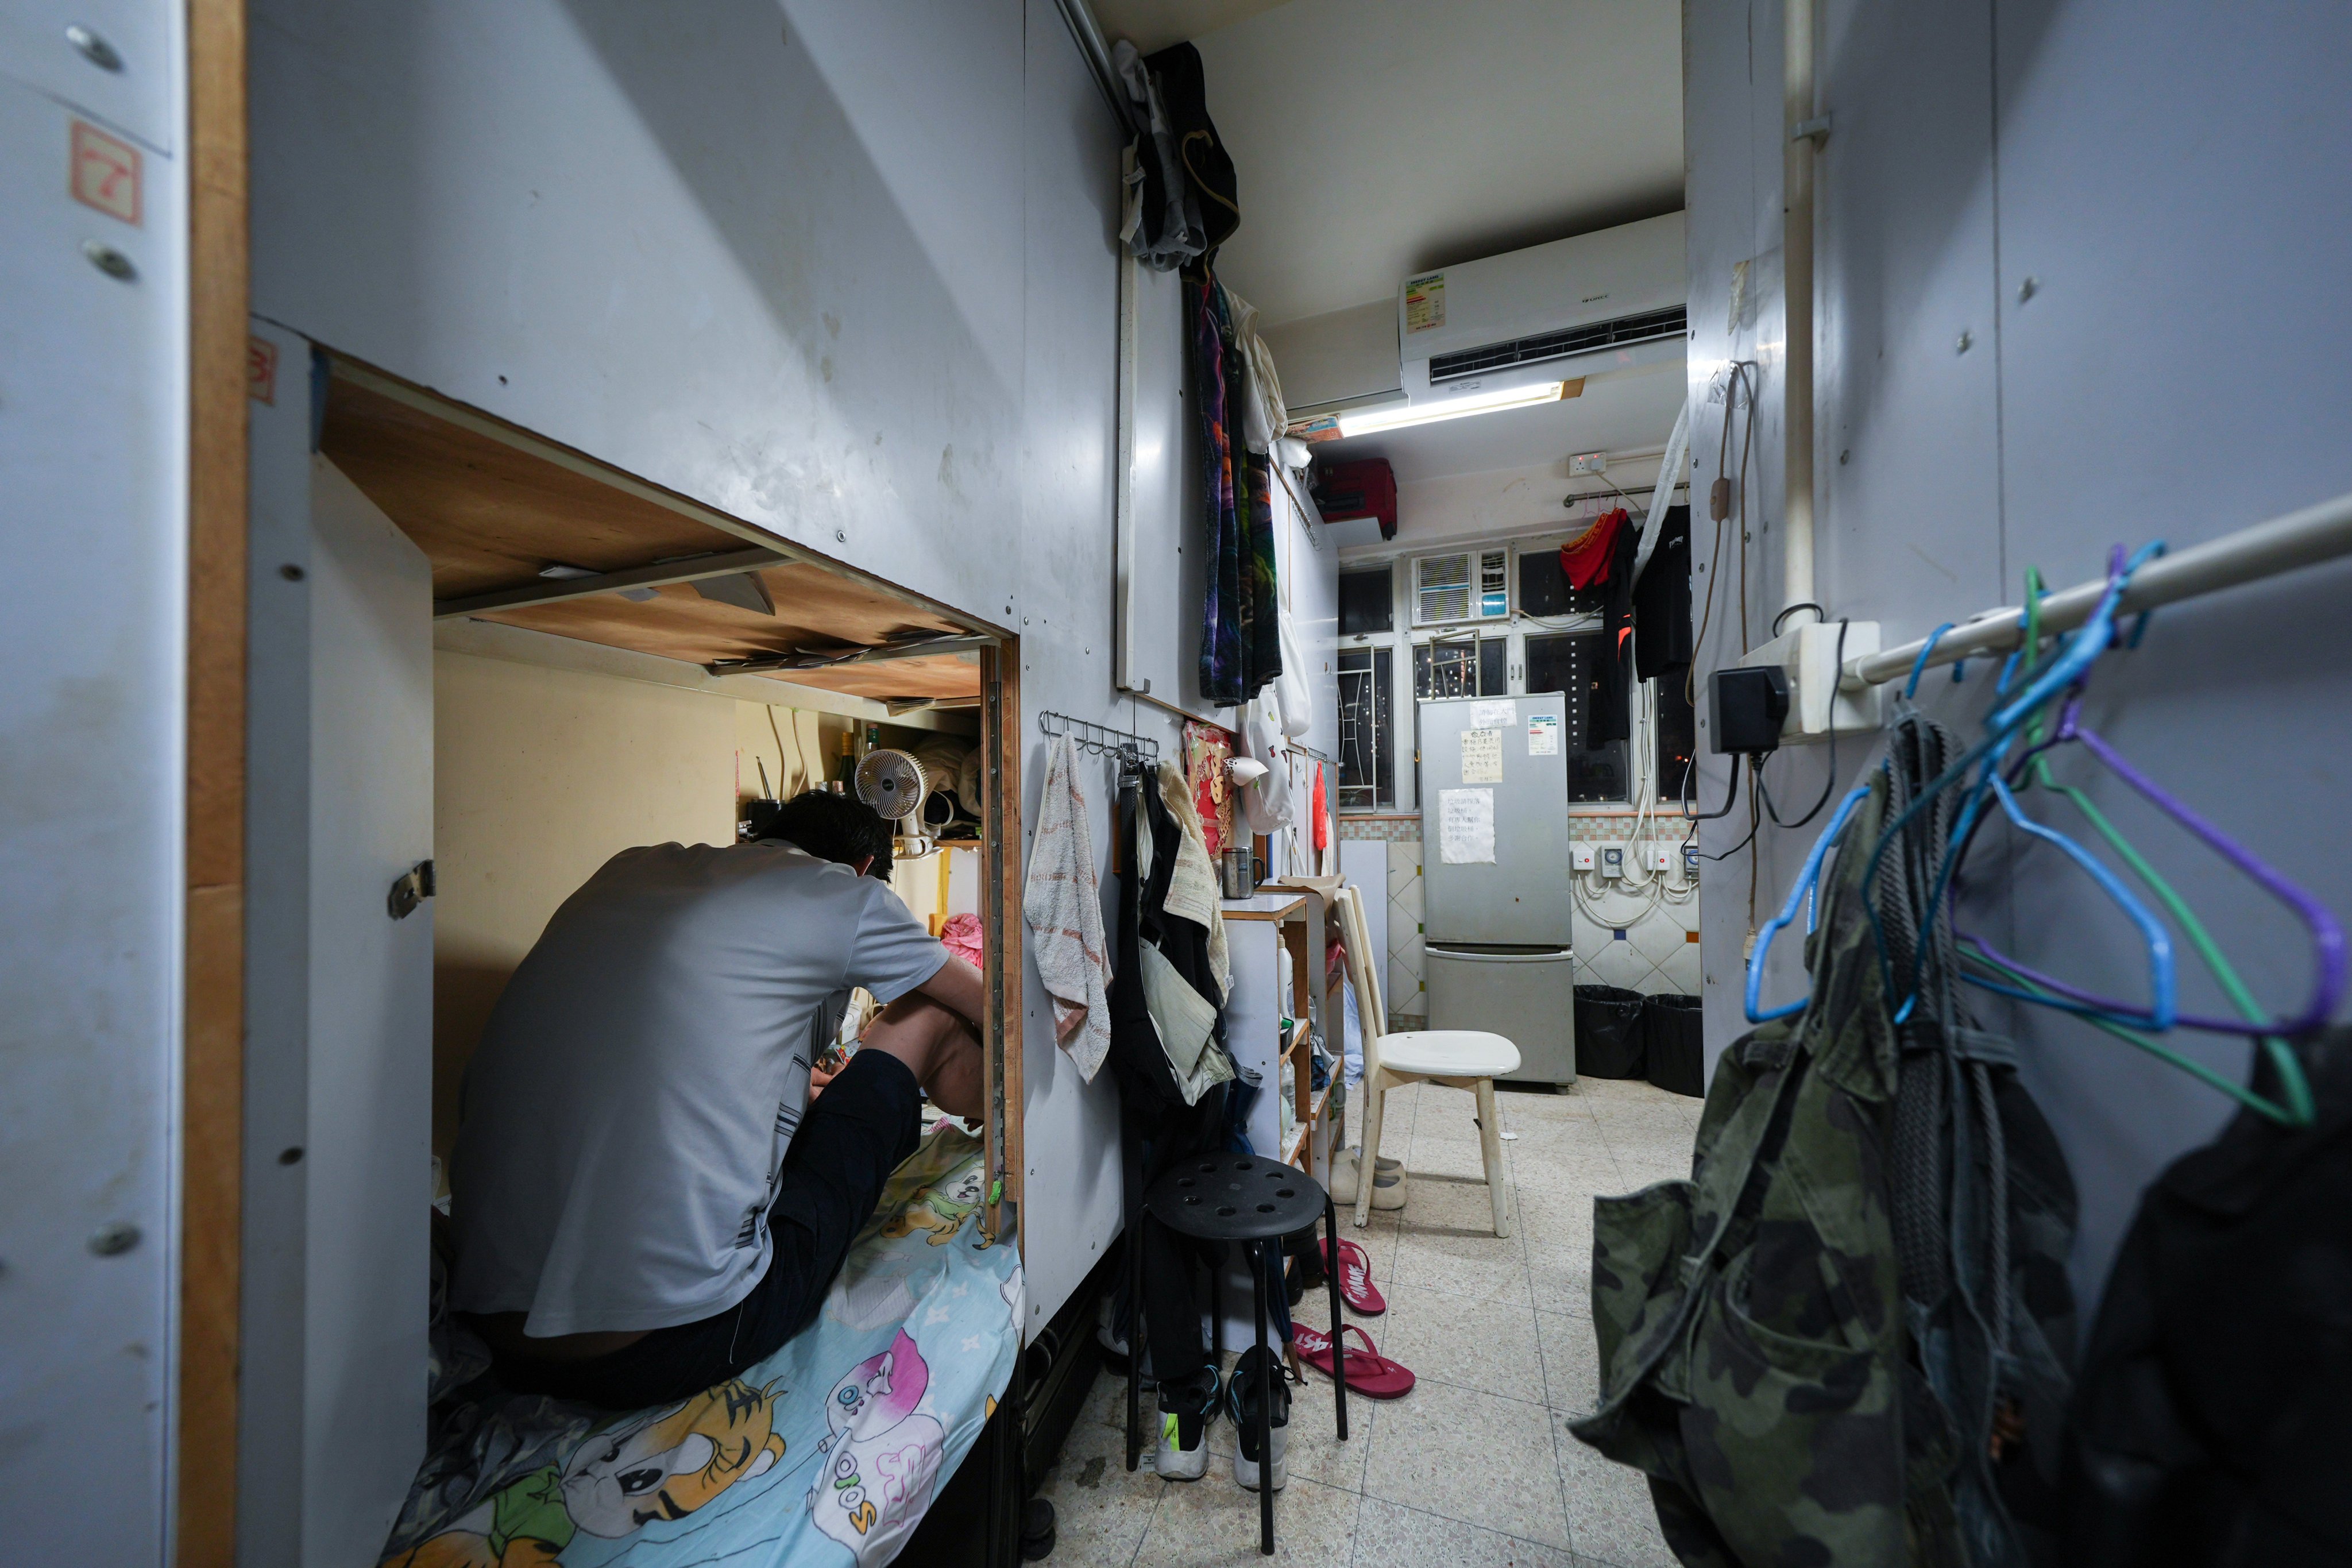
[1561,507,1631,590]
[1589,518,1640,747]
[447,842,947,1337]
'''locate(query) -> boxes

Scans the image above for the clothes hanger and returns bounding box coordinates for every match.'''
[1861,542,2168,1024]
[1744,782,1876,1022]
[1948,567,2335,1122]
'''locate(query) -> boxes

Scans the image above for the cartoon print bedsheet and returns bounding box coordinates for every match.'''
[382,1127,1020,1568]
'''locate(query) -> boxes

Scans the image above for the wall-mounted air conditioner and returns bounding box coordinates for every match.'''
[1397,212,1686,401]
[1412,549,1510,626]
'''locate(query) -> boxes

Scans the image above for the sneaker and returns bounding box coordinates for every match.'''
[1225,1347,1291,1492]
[1152,1368,1218,1482]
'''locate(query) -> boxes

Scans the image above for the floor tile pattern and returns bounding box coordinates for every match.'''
[1032,1077,1705,1567]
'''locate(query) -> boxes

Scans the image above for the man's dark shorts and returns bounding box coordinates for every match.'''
[487,1047,922,1408]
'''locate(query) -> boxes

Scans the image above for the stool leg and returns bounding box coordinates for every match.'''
[1211,1245,1226,1364]
[1324,1196,1347,1441]
[1126,1215,1143,1472]
[1474,1076,1511,1237]
[1252,1241,1275,1556]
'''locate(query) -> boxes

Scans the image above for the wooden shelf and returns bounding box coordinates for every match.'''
[1281,1079,1336,1169]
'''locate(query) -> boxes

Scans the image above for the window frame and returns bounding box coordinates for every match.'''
[1334,531,1673,817]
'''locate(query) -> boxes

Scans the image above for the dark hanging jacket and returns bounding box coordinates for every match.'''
[1632,504,1694,681]
[2061,1027,2352,1566]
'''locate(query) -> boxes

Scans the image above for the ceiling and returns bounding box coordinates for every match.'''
[1087,0,1686,483]
[1163,0,1683,330]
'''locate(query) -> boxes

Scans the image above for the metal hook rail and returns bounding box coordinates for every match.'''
[1845,488,2352,689]
[1288,741,1334,766]
[1040,709,1161,766]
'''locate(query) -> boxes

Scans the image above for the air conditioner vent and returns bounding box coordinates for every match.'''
[1429,304,1688,385]
[1413,550,1510,626]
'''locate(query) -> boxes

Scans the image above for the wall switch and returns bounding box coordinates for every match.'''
[1571,843,1596,871]
[1644,843,1674,870]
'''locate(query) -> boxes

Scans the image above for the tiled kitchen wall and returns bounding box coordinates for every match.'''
[1368,818,1701,1029]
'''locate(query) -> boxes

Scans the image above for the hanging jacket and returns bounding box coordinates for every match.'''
[1632,504,1695,681]
[1588,516,1639,747]
[2061,1027,2352,1566]
[1572,728,2078,1568]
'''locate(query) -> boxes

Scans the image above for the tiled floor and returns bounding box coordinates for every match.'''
[1034,1076,1704,1568]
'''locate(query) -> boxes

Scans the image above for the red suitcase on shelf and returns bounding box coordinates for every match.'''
[1311,457,1397,539]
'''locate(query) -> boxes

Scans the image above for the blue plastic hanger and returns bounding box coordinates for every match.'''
[1745,783,1876,1022]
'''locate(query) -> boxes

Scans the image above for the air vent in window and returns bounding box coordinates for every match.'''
[1413,550,1510,625]
[1429,304,1689,385]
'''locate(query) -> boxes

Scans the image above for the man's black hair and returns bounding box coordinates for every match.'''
[744,790,894,879]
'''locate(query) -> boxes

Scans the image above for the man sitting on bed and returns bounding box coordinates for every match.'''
[447,789,984,1409]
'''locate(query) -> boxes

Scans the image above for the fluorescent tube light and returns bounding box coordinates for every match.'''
[1335,380,1573,438]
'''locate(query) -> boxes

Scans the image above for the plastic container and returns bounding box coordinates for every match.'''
[1573,984,1648,1078]
[1643,992,1705,1098]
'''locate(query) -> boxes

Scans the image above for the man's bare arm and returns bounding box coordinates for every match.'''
[914,953,986,1028]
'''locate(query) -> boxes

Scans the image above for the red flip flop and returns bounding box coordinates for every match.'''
[1320,1237,1386,1316]
[1292,1323,1416,1399]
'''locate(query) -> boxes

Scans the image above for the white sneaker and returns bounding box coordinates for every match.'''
[1152,1410,1211,1481]
[1152,1370,1218,1482]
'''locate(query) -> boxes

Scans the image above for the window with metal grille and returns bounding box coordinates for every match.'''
[1337,647,1393,810]
[1525,631,1628,802]
[1412,637,1508,700]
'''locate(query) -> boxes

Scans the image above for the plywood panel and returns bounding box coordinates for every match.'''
[321,376,741,598]
[323,377,981,700]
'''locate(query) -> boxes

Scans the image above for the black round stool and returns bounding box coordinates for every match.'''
[1125,1152,1347,1556]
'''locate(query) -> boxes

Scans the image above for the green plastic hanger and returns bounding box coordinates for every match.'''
[1999,567,2315,1126]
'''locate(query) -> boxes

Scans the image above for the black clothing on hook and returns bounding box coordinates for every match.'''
[2062,1028,2352,1567]
[1632,504,1694,681]
[1588,513,1639,747]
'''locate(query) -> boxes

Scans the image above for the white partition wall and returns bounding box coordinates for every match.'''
[1683,0,2352,1308]
[0,11,189,1558]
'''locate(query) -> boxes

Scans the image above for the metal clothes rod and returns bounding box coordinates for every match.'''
[1844,488,2352,689]
[1039,710,1161,766]
[1288,742,1334,766]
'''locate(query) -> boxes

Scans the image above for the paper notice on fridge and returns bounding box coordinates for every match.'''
[1461,728,1503,783]
[1469,699,1517,729]
[1439,788,1496,864]
[1527,713,1561,755]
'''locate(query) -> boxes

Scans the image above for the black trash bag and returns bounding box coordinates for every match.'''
[1573,984,1647,1079]
[1641,992,1705,1098]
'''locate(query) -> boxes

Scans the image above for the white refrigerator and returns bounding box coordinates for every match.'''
[1418,693,1578,1084]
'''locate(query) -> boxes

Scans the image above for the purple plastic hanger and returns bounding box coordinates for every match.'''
[1966,692,2346,1037]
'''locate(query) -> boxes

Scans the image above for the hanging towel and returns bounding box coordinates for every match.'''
[1022,737,1113,1082]
[1311,765,1328,857]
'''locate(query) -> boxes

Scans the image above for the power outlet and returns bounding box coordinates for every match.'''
[1570,450,1608,476]
[1571,843,1596,871]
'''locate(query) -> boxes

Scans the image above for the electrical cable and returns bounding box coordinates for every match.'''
[1755,617,1850,831]
[1772,601,1826,636]
[1682,751,1744,821]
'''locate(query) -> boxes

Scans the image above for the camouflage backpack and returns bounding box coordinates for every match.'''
[1570,724,2077,1567]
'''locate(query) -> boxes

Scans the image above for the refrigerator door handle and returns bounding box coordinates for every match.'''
[1424,946,1573,964]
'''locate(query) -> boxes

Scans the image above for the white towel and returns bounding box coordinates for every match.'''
[1155,762,1230,998]
[1023,737,1112,1080]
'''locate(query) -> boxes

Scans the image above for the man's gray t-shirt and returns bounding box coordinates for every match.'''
[447,841,948,1336]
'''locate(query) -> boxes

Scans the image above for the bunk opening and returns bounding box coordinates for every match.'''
[318,353,1024,1239]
